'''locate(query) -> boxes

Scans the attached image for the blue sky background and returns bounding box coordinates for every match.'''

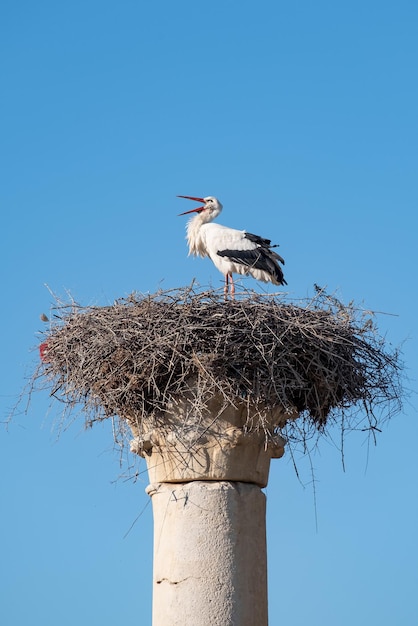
[1,1,417,624]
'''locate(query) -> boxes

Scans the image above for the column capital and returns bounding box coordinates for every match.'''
[128,390,296,487]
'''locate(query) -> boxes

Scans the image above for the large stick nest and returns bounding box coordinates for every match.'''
[36,285,402,449]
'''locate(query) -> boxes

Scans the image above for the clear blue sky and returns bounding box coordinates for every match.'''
[1,1,417,624]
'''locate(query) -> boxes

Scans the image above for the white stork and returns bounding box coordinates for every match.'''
[178,195,287,297]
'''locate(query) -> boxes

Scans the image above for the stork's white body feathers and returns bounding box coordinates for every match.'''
[187,221,279,284]
[178,195,286,296]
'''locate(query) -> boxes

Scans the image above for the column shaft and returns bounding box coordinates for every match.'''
[147,480,268,626]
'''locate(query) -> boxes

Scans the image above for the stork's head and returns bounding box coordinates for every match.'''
[178,195,223,221]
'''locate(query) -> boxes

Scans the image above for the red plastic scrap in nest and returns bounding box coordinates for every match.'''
[39,341,50,363]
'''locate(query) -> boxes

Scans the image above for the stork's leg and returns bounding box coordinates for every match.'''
[230,274,235,299]
[224,274,229,299]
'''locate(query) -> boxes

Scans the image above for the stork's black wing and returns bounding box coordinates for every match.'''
[244,232,286,265]
[217,231,287,286]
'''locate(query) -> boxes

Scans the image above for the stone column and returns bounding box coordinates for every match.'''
[129,391,291,626]
[147,481,267,626]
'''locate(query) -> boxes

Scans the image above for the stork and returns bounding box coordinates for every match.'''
[178,195,287,297]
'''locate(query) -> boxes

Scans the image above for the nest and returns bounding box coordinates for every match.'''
[36,285,402,453]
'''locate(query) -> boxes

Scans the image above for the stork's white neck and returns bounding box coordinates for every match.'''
[184,197,223,257]
[186,212,212,256]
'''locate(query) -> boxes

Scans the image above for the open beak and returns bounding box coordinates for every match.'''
[177,195,206,215]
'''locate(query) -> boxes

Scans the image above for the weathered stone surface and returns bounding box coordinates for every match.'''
[147,481,268,626]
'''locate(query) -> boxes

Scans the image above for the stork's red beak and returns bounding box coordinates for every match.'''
[177,195,206,215]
